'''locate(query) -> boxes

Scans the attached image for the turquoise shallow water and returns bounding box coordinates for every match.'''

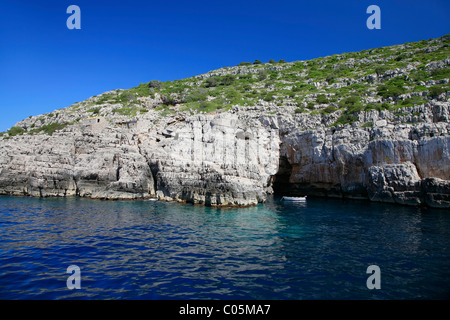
[0,195,449,299]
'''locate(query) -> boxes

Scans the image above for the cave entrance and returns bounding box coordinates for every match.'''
[272,156,294,196]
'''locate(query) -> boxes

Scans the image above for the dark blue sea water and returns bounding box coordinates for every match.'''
[0,195,449,300]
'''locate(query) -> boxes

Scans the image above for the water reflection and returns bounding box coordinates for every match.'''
[0,195,449,299]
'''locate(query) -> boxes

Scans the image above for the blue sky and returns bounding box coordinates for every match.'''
[0,0,449,131]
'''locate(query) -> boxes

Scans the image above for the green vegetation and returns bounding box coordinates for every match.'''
[195,100,226,113]
[293,83,317,93]
[94,94,114,105]
[339,96,362,111]
[431,67,450,80]
[204,75,235,88]
[410,70,430,82]
[15,35,446,127]
[333,113,359,126]
[316,94,329,104]
[330,96,366,126]
[413,84,428,92]
[398,96,428,107]
[112,107,140,116]
[113,92,137,105]
[87,107,101,115]
[108,39,442,119]
[28,122,69,136]
[364,102,392,111]
[320,105,338,114]
[148,80,162,89]
[7,126,25,136]
[377,77,407,98]
[103,36,448,121]
[428,85,446,97]
[184,89,208,103]
[262,93,274,102]
[306,102,315,110]
[258,70,268,81]
[294,107,307,114]
[375,65,390,76]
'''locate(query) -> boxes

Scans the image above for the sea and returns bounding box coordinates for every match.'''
[0,195,449,300]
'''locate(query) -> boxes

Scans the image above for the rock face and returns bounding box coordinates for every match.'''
[0,128,155,200]
[275,102,450,208]
[0,112,280,206]
[0,102,449,208]
[1,33,449,208]
[142,113,280,206]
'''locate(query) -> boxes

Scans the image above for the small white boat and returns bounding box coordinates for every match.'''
[282,196,307,201]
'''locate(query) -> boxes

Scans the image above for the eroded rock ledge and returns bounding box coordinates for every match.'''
[0,102,449,208]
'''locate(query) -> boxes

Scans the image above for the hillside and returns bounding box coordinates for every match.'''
[2,34,449,137]
[0,35,449,208]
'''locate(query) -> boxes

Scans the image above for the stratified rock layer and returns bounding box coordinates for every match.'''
[0,102,449,208]
[1,32,450,208]
[277,102,450,208]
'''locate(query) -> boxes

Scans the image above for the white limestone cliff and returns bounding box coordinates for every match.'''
[0,102,449,208]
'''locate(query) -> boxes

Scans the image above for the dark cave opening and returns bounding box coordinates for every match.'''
[272,156,296,196]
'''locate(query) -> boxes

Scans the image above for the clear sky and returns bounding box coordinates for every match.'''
[0,0,449,132]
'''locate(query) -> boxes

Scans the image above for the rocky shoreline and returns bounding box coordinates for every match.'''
[0,101,449,208]
[1,36,449,208]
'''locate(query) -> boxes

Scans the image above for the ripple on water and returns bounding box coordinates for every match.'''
[0,196,450,299]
